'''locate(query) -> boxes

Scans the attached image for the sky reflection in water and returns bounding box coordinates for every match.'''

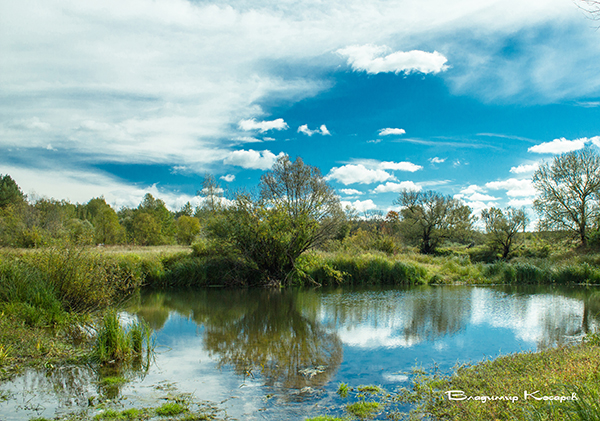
[1,285,599,420]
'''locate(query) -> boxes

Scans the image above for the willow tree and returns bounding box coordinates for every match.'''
[532,148,600,246]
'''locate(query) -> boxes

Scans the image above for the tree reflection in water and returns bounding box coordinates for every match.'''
[134,288,343,391]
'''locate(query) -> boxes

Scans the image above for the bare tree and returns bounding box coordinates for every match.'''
[532,148,600,246]
[578,0,600,21]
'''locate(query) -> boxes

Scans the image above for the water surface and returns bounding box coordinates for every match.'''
[1,285,599,420]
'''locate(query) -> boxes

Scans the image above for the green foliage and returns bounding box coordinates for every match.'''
[155,402,187,417]
[533,148,600,246]
[93,310,152,365]
[395,190,475,254]
[346,401,380,419]
[203,156,344,286]
[0,174,25,208]
[132,212,162,246]
[482,207,529,259]
[175,215,201,245]
[337,382,350,398]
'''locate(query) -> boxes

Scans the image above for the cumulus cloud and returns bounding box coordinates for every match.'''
[528,137,591,154]
[238,118,289,133]
[379,128,406,136]
[325,164,395,185]
[339,188,364,195]
[485,178,536,197]
[340,199,378,213]
[220,174,235,182]
[338,45,448,75]
[373,181,421,193]
[298,124,331,136]
[429,157,446,164]
[510,163,540,173]
[223,149,285,170]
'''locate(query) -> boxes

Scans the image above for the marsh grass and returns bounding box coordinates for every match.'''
[93,311,153,366]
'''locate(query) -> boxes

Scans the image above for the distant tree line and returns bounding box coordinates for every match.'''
[1,147,599,283]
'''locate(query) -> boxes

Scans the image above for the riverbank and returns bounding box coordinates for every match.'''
[304,338,600,421]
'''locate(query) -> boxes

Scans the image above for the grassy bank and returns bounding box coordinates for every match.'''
[304,337,600,421]
[399,336,600,420]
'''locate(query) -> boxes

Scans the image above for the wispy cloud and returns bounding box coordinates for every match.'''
[485,178,536,197]
[220,174,235,182]
[339,188,364,196]
[429,157,446,164]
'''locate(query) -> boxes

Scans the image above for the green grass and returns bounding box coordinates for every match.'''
[93,311,153,365]
[155,402,187,417]
[401,341,600,420]
[346,401,381,419]
[337,382,349,398]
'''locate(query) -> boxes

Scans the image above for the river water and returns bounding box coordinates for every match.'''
[1,285,599,420]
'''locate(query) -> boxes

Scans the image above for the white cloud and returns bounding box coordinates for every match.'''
[220,174,235,182]
[379,161,423,172]
[379,128,406,136]
[460,185,484,195]
[325,164,395,185]
[338,45,448,75]
[373,181,421,193]
[467,192,499,201]
[2,164,207,211]
[223,149,285,170]
[528,137,589,154]
[339,188,364,195]
[429,157,446,164]
[297,124,331,136]
[238,118,288,133]
[510,163,540,173]
[340,199,378,213]
[485,178,536,197]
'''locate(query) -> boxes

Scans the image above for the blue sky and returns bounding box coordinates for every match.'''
[1,0,600,223]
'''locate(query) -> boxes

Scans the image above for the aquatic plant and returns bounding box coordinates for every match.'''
[346,401,380,419]
[93,311,153,365]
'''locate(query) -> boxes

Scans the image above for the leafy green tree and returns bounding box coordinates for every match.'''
[481,207,529,259]
[175,215,201,245]
[0,174,26,208]
[83,197,125,244]
[132,212,162,246]
[532,148,600,246]
[209,156,344,285]
[137,193,175,243]
[395,190,474,254]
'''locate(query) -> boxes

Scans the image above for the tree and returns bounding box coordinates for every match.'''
[175,215,201,245]
[83,197,125,244]
[210,156,344,285]
[395,190,474,254]
[132,212,162,246]
[0,174,26,208]
[481,207,529,259]
[532,148,600,246]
